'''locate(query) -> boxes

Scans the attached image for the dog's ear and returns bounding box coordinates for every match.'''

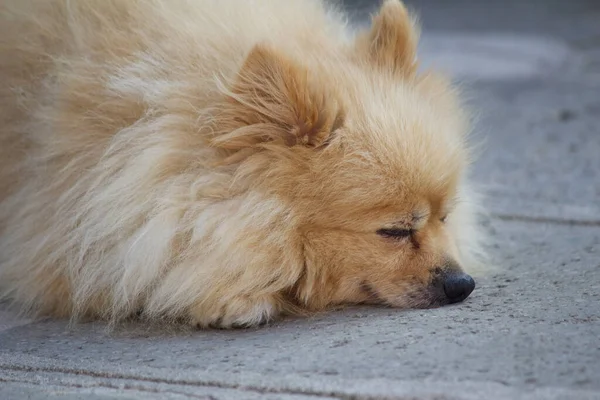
[211,44,344,153]
[355,0,420,77]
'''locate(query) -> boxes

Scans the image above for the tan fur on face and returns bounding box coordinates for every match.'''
[0,0,486,328]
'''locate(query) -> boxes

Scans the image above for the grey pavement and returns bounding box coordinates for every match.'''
[2,1,600,399]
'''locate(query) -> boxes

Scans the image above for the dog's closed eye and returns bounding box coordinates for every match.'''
[376,228,413,239]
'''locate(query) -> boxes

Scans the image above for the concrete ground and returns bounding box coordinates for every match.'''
[1,1,599,399]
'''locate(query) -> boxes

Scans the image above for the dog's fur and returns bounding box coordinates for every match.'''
[0,0,485,328]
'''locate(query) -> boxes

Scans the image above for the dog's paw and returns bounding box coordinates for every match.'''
[190,295,280,329]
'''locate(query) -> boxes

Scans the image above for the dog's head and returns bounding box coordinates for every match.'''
[211,0,484,311]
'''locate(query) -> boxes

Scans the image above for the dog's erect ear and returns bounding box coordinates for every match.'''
[211,44,344,153]
[356,0,420,77]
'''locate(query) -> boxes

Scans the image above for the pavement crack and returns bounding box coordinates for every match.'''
[0,364,354,399]
[491,213,600,227]
[0,376,214,399]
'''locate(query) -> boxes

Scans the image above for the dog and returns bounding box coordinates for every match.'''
[0,0,486,328]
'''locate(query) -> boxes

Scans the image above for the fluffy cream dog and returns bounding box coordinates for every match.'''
[0,0,485,328]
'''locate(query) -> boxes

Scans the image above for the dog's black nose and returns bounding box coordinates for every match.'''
[443,272,475,303]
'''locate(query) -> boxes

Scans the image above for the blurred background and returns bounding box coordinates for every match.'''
[1,1,599,399]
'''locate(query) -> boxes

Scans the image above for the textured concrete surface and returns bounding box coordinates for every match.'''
[2,1,600,399]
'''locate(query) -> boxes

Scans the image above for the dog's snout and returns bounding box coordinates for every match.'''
[443,272,475,303]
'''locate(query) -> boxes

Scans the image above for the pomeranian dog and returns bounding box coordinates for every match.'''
[0,0,485,328]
